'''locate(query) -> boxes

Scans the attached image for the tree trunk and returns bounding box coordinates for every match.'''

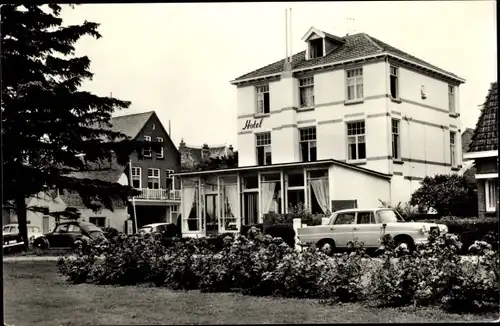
[15,195,29,251]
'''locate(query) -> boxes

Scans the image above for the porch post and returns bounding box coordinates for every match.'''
[236,172,241,232]
[303,167,309,210]
[217,176,221,233]
[198,176,203,234]
[280,169,285,214]
[257,170,262,223]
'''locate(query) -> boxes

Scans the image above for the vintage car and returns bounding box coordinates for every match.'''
[33,220,105,250]
[296,208,448,254]
[3,224,44,249]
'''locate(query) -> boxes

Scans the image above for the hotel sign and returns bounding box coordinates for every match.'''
[242,118,264,131]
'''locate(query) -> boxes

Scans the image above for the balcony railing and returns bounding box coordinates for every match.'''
[134,188,181,201]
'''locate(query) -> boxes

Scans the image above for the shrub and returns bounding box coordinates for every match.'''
[102,227,119,239]
[240,223,263,236]
[264,224,295,248]
[368,232,499,312]
[287,203,328,226]
[409,174,477,217]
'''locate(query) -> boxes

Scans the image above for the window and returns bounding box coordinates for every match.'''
[449,131,456,166]
[347,121,366,161]
[256,85,270,114]
[448,85,455,113]
[256,132,272,166]
[334,212,355,225]
[299,127,317,162]
[309,39,324,59]
[54,224,69,233]
[391,119,401,160]
[346,68,363,101]
[485,179,498,212]
[67,224,82,233]
[147,168,160,189]
[132,167,141,188]
[357,212,375,224]
[143,136,152,157]
[165,169,174,190]
[390,66,399,99]
[299,77,315,108]
[89,217,106,228]
[156,137,164,158]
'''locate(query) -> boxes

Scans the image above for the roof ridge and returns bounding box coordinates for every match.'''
[112,111,155,119]
[362,33,384,52]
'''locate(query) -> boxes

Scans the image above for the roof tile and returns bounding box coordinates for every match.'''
[233,32,459,81]
[468,82,498,152]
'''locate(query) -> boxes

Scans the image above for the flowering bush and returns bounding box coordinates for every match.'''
[368,232,499,312]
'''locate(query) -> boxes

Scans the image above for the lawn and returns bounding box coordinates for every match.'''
[3,261,498,325]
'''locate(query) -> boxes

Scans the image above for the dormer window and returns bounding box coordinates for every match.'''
[309,38,324,59]
[302,27,345,61]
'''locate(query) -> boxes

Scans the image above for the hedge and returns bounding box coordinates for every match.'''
[425,217,498,253]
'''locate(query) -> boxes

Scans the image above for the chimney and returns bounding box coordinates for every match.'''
[202,143,210,160]
[282,8,292,74]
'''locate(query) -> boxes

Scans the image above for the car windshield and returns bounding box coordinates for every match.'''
[80,222,103,233]
[139,227,153,234]
[376,209,405,223]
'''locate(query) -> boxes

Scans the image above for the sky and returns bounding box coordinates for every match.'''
[61,1,497,149]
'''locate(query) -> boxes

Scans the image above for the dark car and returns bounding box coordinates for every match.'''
[34,220,105,251]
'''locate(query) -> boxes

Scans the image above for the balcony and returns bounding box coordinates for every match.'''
[134,188,181,201]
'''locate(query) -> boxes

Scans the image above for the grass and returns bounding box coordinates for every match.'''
[3,261,498,325]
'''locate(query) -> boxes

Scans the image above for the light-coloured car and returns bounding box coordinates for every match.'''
[3,224,44,248]
[296,208,448,254]
[138,223,170,234]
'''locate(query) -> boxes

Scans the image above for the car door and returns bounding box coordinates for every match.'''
[47,224,69,247]
[331,212,356,248]
[66,223,83,246]
[353,211,381,248]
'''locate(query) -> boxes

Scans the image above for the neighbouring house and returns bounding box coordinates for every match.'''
[109,111,182,230]
[2,190,66,233]
[179,140,234,170]
[463,82,498,218]
[174,27,465,237]
[459,128,475,175]
[58,160,131,233]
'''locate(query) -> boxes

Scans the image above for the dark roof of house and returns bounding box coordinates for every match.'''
[232,32,461,82]
[461,128,475,154]
[468,82,498,153]
[109,111,155,139]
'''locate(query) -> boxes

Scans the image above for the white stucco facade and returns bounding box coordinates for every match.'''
[175,28,465,237]
[235,59,463,206]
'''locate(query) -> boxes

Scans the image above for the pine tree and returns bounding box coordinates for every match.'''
[1,4,146,249]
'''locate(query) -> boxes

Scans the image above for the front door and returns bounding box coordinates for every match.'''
[42,215,50,233]
[205,194,218,236]
[243,192,258,225]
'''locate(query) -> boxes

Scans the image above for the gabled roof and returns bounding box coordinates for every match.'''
[231,31,464,84]
[468,82,498,153]
[461,128,475,154]
[110,111,155,139]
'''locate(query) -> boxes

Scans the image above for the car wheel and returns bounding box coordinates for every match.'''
[73,239,84,251]
[395,237,415,252]
[34,239,47,255]
[317,239,336,256]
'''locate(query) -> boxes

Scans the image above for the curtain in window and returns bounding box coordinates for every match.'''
[225,185,239,218]
[261,182,276,215]
[356,79,364,98]
[301,86,314,106]
[310,179,329,214]
[182,187,196,231]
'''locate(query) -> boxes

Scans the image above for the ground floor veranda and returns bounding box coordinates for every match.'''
[176,159,391,237]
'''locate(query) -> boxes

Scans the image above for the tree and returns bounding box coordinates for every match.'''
[183,151,238,172]
[1,4,148,249]
[409,174,477,217]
